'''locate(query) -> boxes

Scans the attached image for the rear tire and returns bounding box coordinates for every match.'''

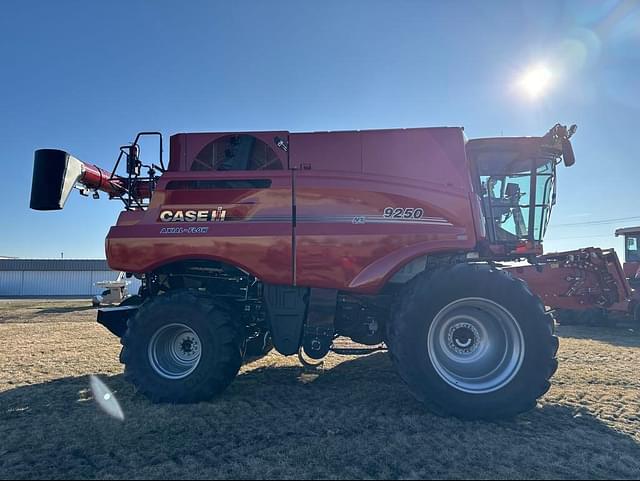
[387,264,558,420]
[120,289,242,403]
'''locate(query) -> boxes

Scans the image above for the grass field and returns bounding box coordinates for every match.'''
[1,299,639,479]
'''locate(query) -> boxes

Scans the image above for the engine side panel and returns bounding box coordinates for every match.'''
[107,128,478,294]
[292,128,477,292]
[293,173,476,291]
[106,170,294,285]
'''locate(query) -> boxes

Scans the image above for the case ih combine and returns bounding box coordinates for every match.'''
[31,124,577,419]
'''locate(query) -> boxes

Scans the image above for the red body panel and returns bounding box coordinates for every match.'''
[290,128,476,292]
[106,128,480,293]
[107,169,294,285]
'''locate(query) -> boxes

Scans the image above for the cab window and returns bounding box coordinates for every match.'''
[191,135,283,171]
[626,236,640,262]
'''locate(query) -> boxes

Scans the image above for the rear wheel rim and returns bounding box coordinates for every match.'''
[148,323,202,380]
[427,297,525,394]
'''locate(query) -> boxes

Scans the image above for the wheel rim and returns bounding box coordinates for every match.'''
[427,297,525,394]
[148,323,202,380]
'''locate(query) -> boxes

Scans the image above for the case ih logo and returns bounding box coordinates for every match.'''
[159,208,227,222]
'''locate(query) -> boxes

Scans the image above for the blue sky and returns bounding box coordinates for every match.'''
[1,0,638,259]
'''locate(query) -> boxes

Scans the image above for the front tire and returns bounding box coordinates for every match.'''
[387,264,558,420]
[120,289,242,403]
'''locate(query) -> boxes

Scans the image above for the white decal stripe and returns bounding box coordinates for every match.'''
[251,217,451,222]
[367,220,454,226]
[216,215,454,226]
[367,217,450,223]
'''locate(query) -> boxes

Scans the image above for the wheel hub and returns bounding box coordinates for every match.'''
[176,334,199,359]
[448,323,480,355]
[427,298,525,394]
[149,323,202,380]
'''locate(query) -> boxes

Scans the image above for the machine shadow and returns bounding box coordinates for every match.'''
[34,305,97,315]
[557,324,640,348]
[2,352,640,479]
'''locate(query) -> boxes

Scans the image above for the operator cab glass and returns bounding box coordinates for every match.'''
[468,138,562,249]
[625,235,640,262]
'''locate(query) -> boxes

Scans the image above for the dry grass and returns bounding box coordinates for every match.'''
[1,299,639,479]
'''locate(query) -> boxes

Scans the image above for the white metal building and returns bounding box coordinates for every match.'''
[0,259,141,297]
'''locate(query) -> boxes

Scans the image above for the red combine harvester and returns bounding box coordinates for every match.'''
[31,124,576,419]
[512,227,640,327]
[507,247,635,325]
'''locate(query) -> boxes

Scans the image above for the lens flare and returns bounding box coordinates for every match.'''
[90,375,125,421]
[518,64,553,100]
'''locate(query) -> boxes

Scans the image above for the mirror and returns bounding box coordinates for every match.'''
[562,138,575,167]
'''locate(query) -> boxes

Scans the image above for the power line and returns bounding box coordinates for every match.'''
[546,234,618,241]
[552,215,640,228]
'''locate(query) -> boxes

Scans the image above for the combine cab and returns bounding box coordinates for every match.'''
[31,124,577,419]
[615,226,640,285]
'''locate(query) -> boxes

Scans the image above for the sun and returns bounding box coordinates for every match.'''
[518,64,553,99]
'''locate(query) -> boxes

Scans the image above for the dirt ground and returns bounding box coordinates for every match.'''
[1,299,639,480]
